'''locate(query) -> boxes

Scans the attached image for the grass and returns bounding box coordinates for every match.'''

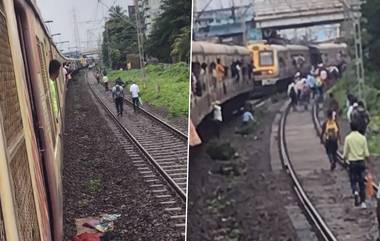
[329,65,380,154]
[107,63,189,117]
[88,178,102,194]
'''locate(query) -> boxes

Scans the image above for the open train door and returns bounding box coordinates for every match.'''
[13,2,53,240]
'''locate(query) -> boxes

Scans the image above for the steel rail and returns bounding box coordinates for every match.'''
[123,98,187,141]
[279,101,338,241]
[311,102,378,192]
[87,78,186,202]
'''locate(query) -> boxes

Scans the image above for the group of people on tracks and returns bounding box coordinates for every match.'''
[287,63,330,111]
[95,70,141,116]
[288,62,380,237]
[288,63,373,210]
[320,91,371,210]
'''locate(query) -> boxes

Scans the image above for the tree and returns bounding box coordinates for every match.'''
[102,6,138,69]
[146,0,191,63]
[361,0,380,70]
[171,26,191,62]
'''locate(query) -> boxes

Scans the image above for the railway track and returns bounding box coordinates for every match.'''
[278,101,337,241]
[85,71,188,237]
[311,103,379,193]
[279,100,379,241]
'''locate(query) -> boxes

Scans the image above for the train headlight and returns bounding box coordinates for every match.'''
[268,70,273,74]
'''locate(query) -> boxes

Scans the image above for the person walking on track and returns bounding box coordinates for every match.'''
[112,82,124,116]
[350,100,370,135]
[326,93,340,120]
[130,81,140,112]
[343,122,370,208]
[321,109,340,171]
[103,72,109,91]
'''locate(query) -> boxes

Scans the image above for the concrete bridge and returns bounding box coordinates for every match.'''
[255,0,362,30]
[194,0,363,42]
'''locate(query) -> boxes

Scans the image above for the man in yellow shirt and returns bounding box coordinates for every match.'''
[48,59,61,122]
[343,122,370,208]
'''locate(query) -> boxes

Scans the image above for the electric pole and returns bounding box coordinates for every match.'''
[340,0,365,101]
[134,0,146,84]
[73,8,81,53]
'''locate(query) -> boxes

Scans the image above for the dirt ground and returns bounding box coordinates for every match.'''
[187,99,300,241]
[62,72,181,241]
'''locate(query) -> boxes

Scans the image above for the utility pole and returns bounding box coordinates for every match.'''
[105,22,112,69]
[341,0,365,101]
[73,8,81,53]
[134,0,146,84]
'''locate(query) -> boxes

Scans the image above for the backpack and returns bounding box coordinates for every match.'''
[324,120,338,141]
[351,108,368,128]
[114,85,123,98]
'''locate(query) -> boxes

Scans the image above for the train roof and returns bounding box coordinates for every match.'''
[315,43,347,49]
[192,41,250,55]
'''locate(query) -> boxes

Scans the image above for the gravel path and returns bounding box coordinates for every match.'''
[62,72,182,241]
[187,99,300,241]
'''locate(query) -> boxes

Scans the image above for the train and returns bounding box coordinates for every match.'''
[190,40,348,131]
[0,1,80,241]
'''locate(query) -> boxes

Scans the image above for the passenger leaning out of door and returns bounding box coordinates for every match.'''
[216,58,225,96]
[49,59,62,123]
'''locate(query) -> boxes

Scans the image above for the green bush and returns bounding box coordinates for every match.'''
[331,65,380,153]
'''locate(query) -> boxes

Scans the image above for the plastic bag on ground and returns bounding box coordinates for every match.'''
[366,172,374,198]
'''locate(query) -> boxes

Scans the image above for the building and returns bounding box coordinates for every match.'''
[128,5,136,18]
[137,0,163,36]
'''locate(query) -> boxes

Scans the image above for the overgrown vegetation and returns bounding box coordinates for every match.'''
[88,178,102,194]
[330,66,380,153]
[108,63,189,117]
[330,0,380,154]
[146,0,191,63]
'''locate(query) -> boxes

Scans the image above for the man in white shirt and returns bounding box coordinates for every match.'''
[347,102,358,123]
[130,82,140,112]
[103,75,109,91]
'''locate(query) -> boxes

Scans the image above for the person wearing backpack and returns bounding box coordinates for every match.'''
[350,101,370,135]
[112,83,124,116]
[321,109,341,170]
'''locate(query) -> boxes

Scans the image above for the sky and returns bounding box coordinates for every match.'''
[36,0,134,52]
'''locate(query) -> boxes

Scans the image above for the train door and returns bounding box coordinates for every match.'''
[0,1,41,240]
[14,3,53,240]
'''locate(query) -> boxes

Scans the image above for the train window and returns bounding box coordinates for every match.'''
[259,51,274,66]
[279,57,286,68]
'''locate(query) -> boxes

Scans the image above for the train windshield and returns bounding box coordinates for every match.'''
[259,51,274,66]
